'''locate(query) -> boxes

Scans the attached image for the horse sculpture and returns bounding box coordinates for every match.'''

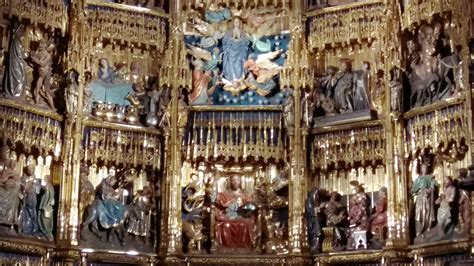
[80,171,135,246]
[81,199,133,246]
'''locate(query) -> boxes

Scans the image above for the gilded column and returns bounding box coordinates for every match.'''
[55,0,87,263]
[383,0,410,255]
[159,0,190,261]
[282,0,313,255]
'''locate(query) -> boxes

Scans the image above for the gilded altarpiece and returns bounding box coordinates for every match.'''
[0,0,473,265]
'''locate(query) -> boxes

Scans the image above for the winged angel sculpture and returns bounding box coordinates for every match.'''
[185,5,287,104]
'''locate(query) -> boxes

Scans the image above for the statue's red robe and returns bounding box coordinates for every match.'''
[215,190,256,248]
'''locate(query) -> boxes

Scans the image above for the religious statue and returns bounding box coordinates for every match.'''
[243,50,282,96]
[315,93,337,117]
[79,165,94,219]
[389,67,403,113]
[457,168,471,233]
[347,181,370,250]
[38,175,55,241]
[0,145,21,233]
[19,165,41,236]
[434,176,456,236]
[177,92,189,128]
[408,23,459,107]
[283,93,294,128]
[210,175,257,250]
[320,66,338,99]
[306,188,328,253]
[65,69,79,116]
[333,59,354,112]
[127,186,154,243]
[370,187,388,242]
[371,70,385,115]
[263,218,288,255]
[98,58,114,83]
[30,40,55,110]
[2,23,28,99]
[221,17,250,83]
[411,163,439,240]
[323,192,347,250]
[190,58,218,105]
[83,71,93,115]
[81,172,129,245]
[301,88,315,127]
[182,173,206,253]
[352,62,371,111]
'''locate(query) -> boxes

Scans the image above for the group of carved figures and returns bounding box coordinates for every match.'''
[182,170,289,254]
[80,166,157,247]
[1,23,56,110]
[410,164,471,244]
[0,145,55,241]
[306,183,387,253]
[186,5,288,106]
[82,57,172,127]
[315,60,377,117]
[308,21,464,121]
[0,22,174,129]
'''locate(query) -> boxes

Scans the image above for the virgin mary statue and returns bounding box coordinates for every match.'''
[222,17,250,82]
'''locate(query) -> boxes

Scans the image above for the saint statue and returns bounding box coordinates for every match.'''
[211,175,256,249]
[3,23,28,99]
[457,168,471,232]
[65,69,79,116]
[19,165,41,236]
[434,176,456,236]
[283,93,295,128]
[190,59,219,105]
[38,175,55,241]
[0,145,21,232]
[127,186,154,242]
[79,165,94,218]
[221,17,250,83]
[348,182,370,232]
[323,192,347,249]
[30,40,55,109]
[352,62,371,111]
[333,59,354,112]
[320,66,338,99]
[370,187,387,239]
[411,163,438,238]
[306,188,327,253]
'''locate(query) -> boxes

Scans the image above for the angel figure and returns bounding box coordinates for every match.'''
[244,50,282,96]
[248,19,279,53]
[189,58,220,105]
[204,3,231,24]
[187,14,224,48]
[186,45,221,72]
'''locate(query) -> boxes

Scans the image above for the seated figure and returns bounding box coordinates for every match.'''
[211,175,257,250]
